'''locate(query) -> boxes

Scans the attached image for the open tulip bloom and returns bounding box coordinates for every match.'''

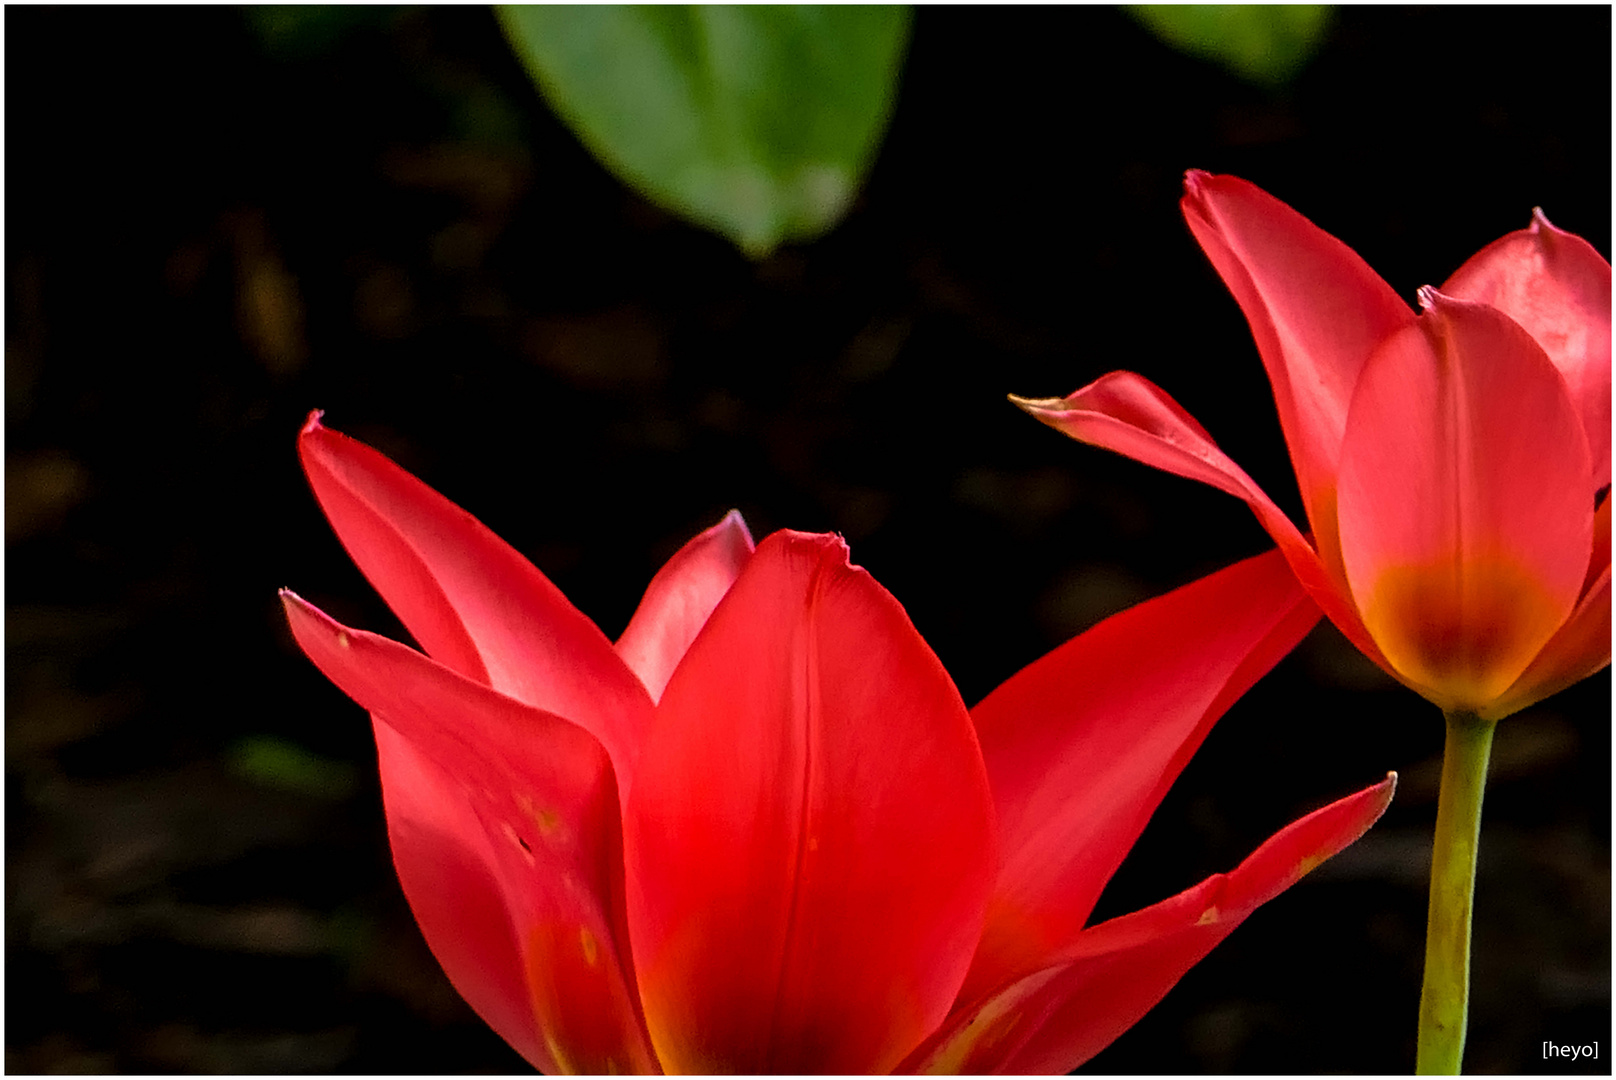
[1014,172,1611,1073]
[282,413,1393,1074]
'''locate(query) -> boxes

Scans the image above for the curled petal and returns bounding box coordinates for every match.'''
[961,546,1318,1001]
[1337,291,1595,712]
[905,775,1396,1075]
[297,414,652,782]
[281,593,658,1074]
[1180,170,1415,564]
[625,532,996,1074]
[1443,209,1612,489]
[1012,374,1388,668]
[615,510,755,703]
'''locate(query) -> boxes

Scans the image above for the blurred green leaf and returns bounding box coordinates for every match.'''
[242,6,399,60]
[497,5,910,256]
[229,735,357,799]
[1125,5,1333,86]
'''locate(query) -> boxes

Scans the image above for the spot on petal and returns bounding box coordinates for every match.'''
[580,926,600,967]
[500,821,535,862]
[518,794,565,842]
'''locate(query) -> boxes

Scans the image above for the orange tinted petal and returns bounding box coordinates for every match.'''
[1337,290,1594,712]
[1484,498,1611,720]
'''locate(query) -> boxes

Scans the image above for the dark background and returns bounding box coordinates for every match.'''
[6,5,1609,1074]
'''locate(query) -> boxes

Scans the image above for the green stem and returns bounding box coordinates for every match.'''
[1415,709,1495,1075]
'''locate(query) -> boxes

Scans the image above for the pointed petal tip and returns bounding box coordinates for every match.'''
[279,591,363,666]
[279,589,340,637]
[1414,284,1458,312]
[717,508,755,548]
[1414,284,1487,320]
[1331,770,1400,840]
[704,508,757,562]
[301,409,326,436]
[1524,206,1592,255]
[1527,206,1578,242]
[613,509,759,702]
[1372,770,1398,811]
[1180,170,1262,213]
[1008,392,1069,416]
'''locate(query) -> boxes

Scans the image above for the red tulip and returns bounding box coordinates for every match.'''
[1016,172,1610,721]
[282,412,1393,1073]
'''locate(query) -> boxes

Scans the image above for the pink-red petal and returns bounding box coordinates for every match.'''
[1180,171,1415,568]
[297,413,652,782]
[1336,290,1595,713]
[1443,209,1612,489]
[1483,565,1611,722]
[623,531,996,1074]
[614,510,755,703]
[281,592,659,1074]
[1011,373,1388,668]
[960,546,1318,1003]
[1484,498,1612,720]
[905,774,1396,1074]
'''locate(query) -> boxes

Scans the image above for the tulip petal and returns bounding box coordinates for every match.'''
[367,723,554,1071]
[1484,566,1611,722]
[624,531,996,1074]
[281,592,659,1075]
[1484,498,1612,721]
[297,413,652,781]
[1586,493,1612,597]
[1012,373,1388,668]
[905,775,1396,1075]
[1337,290,1595,712]
[615,510,755,703]
[959,546,1318,1002]
[1443,209,1612,489]
[1180,170,1415,568]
